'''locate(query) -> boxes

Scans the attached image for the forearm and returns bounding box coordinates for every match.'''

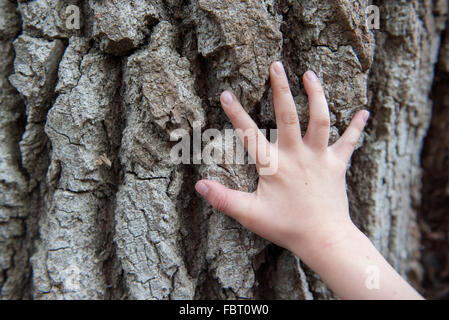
[293,223,424,300]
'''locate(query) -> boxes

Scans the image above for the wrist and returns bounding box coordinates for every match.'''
[289,219,362,263]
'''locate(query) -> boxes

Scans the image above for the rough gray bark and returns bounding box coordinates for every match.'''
[0,0,448,299]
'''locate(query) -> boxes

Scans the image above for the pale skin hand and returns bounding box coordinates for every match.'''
[195,62,423,300]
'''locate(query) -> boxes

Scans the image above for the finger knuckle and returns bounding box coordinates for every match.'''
[244,129,258,144]
[213,191,230,213]
[314,117,330,128]
[281,111,299,125]
[311,84,324,95]
[347,136,359,148]
[229,106,243,119]
[277,83,291,94]
[355,121,365,131]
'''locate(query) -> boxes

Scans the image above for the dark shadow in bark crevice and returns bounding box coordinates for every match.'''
[419,70,449,300]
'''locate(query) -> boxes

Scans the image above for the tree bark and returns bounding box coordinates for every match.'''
[0,0,448,299]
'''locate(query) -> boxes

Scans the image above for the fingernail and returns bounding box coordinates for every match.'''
[273,61,285,75]
[305,70,319,81]
[363,110,370,123]
[220,91,234,106]
[195,181,209,197]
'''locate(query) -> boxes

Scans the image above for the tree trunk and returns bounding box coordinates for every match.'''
[0,0,448,299]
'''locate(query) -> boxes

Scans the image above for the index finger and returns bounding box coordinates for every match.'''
[220,91,270,166]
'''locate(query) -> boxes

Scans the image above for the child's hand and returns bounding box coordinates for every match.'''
[195,62,368,258]
[195,62,422,300]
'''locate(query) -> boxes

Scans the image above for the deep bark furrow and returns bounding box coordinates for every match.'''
[419,16,449,299]
[0,0,32,299]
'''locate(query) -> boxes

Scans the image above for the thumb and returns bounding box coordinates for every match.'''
[195,180,254,223]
